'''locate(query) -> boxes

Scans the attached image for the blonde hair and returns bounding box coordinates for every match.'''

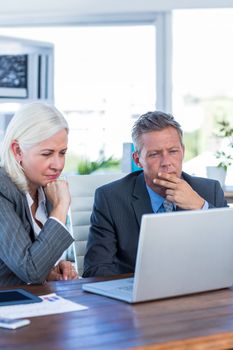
[0,102,69,192]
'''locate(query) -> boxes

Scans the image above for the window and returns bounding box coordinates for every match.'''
[173,9,233,183]
[0,24,159,172]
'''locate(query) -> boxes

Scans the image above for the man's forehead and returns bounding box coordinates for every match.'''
[140,129,182,144]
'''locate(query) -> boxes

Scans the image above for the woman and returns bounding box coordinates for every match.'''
[0,102,78,286]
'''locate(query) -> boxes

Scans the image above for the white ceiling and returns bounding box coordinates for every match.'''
[1,0,233,26]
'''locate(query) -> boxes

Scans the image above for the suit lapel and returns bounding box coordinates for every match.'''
[131,172,153,227]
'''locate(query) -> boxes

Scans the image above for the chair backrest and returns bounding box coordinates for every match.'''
[67,173,125,276]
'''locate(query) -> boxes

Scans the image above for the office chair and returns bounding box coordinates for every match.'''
[67,173,124,276]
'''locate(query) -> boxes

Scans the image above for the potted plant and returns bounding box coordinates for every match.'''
[77,156,120,175]
[207,120,233,187]
[215,150,233,172]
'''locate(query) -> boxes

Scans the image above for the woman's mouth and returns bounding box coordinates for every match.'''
[46,174,60,181]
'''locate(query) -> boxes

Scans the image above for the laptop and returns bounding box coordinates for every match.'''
[82,207,233,303]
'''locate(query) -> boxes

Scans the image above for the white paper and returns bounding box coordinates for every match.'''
[0,293,88,319]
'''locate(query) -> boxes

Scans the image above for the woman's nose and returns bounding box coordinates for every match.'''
[50,156,64,170]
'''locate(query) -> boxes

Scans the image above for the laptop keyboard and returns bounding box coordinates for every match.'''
[117,285,133,292]
[114,279,134,294]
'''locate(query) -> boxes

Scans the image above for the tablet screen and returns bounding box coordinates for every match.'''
[0,289,42,306]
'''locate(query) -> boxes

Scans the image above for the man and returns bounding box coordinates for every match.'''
[83,111,227,277]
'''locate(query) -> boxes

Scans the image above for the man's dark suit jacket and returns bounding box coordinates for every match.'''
[83,170,228,277]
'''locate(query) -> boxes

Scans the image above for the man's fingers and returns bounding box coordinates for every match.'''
[165,189,174,196]
[158,172,181,183]
[153,178,177,189]
[153,172,182,188]
[166,195,174,202]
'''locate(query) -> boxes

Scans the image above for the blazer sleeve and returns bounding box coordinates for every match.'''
[0,195,74,284]
[207,180,228,208]
[182,172,228,209]
[83,187,120,277]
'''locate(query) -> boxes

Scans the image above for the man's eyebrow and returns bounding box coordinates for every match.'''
[146,149,161,154]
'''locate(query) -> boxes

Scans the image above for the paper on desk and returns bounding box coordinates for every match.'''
[0,293,88,319]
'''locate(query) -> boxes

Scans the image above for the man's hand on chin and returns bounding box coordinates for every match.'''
[153,172,205,210]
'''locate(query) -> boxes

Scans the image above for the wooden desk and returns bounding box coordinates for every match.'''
[224,186,233,203]
[2,278,233,350]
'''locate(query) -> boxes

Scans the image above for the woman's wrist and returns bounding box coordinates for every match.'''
[49,205,68,224]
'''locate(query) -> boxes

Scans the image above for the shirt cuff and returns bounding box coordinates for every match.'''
[202,200,209,210]
[49,216,69,232]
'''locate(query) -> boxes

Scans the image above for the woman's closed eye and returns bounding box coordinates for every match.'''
[40,149,67,157]
[41,152,52,157]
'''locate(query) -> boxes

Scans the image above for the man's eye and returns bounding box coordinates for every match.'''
[148,153,158,157]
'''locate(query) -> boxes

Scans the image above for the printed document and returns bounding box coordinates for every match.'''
[0,293,87,319]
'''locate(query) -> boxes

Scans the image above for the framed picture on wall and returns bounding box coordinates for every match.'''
[0,36,54,102]
[0,55,28,98]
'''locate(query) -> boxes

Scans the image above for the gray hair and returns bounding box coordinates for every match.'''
[0,102,69,192]
[131,111,183,154]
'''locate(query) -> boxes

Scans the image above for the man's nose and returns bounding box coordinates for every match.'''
[160,153,171,166]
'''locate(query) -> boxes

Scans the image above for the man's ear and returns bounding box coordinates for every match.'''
[11,140,23,163]
[132,151,142,168]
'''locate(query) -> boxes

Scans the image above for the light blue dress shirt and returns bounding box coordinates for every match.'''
[146,185,172,213]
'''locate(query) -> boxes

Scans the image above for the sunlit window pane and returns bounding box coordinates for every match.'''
[173,9,233,183]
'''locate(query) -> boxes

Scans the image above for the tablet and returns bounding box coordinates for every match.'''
[0,289,42,306]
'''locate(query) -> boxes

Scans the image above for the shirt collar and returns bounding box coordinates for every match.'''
[146,185,164,213]
[25,187,47,235]
[146,184,177,213]
[26,187,46,207]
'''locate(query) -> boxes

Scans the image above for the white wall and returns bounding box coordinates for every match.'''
[1,0,233,26]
